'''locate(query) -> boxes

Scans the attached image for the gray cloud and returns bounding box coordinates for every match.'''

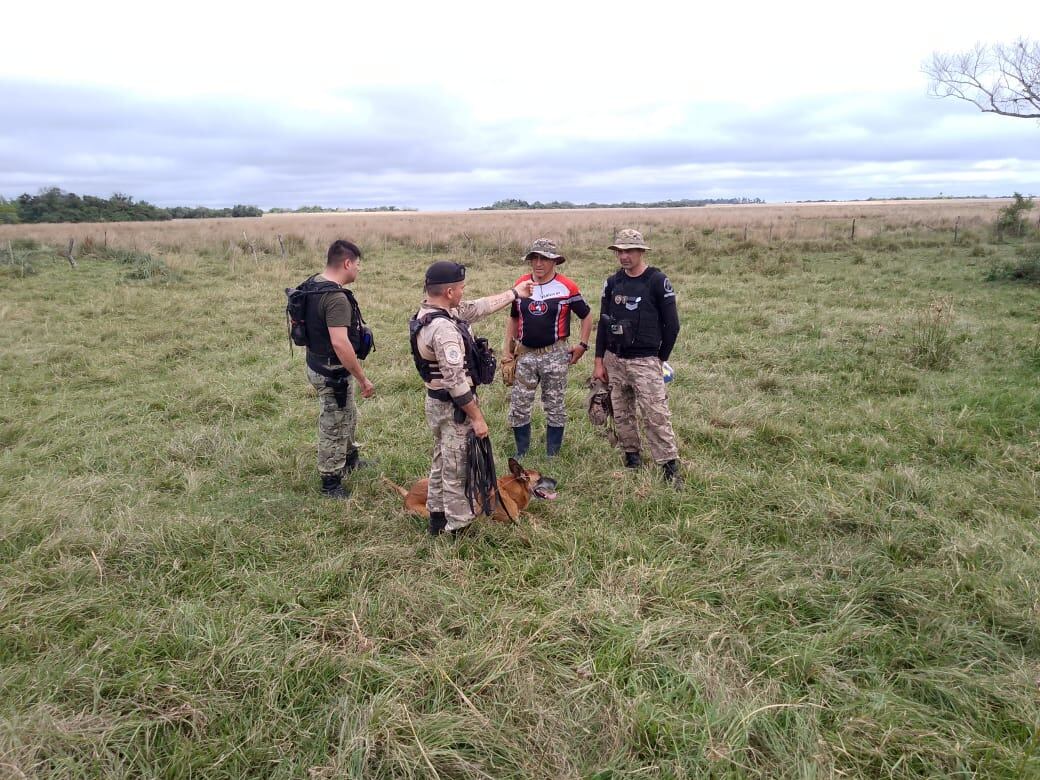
[1,79,1036,209]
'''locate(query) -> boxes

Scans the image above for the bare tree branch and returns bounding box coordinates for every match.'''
[924,38,1040,119]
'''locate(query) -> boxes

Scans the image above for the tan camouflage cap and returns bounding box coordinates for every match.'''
[608,228,651,251]
[524,238,565,264]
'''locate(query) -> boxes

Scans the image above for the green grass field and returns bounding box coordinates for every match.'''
[2,225,1039,778]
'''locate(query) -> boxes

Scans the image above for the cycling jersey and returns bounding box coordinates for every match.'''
[510,273,591,348]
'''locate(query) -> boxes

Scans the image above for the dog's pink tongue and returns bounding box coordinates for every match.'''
[540,490,558,500]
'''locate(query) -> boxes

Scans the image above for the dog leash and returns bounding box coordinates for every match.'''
[464,432,518,524]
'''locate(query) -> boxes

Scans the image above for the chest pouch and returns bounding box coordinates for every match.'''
[604,314,637,350]
[470,337,497,386]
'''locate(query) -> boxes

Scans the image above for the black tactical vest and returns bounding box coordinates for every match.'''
[298,278,369,375]
[602,267,665,358]
[409,309,496,386]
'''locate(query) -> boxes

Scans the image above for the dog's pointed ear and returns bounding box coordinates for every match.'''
[508,457,524,478]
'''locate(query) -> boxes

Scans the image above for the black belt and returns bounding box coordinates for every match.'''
[306,352,346,378]
[427,388,477,401]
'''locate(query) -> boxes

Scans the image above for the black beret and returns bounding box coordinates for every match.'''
[424,260,466,285]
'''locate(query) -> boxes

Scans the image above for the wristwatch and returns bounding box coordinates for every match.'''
[578,342,589,350]
[511,289,521,301]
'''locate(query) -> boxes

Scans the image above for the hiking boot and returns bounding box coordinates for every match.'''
[320,474,351,500]
[623,451,642,469]
[512,423,531,459]
[547,426,564,457]
[428,511,447,536]
[662,459,683,489]
[344,450,375,473]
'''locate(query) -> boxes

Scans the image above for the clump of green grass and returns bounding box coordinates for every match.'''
[0,247,38,277]
[907,297,958,370]
[984,248,1040,284]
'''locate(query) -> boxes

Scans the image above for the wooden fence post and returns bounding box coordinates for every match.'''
[743,224,748,242]
[64,238,77,268]
[277,233,286,258]
[244,232,259,264]
[850,218,856,241]
[953,216,959,243]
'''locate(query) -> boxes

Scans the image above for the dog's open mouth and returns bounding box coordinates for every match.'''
[532,477,558,501]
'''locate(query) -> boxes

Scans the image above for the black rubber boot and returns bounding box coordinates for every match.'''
[624,451,642,469]
[428,511,447,536]
[546,426,564,457]
[344,449,375,473]
[662,459,683,489]
[320,474,351,500]
[512,423,531,459]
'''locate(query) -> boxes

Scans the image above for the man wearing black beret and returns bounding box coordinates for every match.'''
[410,261,533,535]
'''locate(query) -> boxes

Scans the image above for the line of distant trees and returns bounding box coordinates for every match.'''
[471,197,765,211]
[0,189,262,224]
[267,205,417,214]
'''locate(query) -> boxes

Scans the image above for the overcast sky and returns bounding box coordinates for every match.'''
[2,0,1038,210]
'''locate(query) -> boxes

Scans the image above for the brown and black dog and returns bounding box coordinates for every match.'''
[384,457,557,523]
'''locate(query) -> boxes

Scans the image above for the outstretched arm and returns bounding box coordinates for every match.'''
[457,281,534,323]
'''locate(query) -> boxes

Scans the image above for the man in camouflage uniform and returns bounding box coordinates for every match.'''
[502,239,593,457]
[413,261,534,535]
[305,240,375,499]
[592,229,683,488]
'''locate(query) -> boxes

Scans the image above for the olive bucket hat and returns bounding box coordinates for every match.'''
[608,228,651,251]
[524,238,565,264]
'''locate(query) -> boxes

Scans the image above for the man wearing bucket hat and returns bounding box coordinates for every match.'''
[592,229,683,488]
[409,261,534,536]
[502,238,594,458]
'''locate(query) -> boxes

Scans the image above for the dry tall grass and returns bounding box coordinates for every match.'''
[0,199,1012,256]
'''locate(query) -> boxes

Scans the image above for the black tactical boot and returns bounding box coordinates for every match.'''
[344,449,375,473]
[662,459,683,489]
[546,426,564,457]
[623,451,642,469]
[428,511,447,536]
[320,474,351,500]
[512,423,531,459]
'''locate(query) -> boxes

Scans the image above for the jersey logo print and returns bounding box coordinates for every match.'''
[527,300,549,316]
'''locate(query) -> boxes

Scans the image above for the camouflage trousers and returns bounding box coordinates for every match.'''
[425,396,475,532]
[603,351,679,464]
[307,366,359,477]
[507,343,570,428]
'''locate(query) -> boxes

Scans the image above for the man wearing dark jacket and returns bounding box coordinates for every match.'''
[592,229,682,487]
